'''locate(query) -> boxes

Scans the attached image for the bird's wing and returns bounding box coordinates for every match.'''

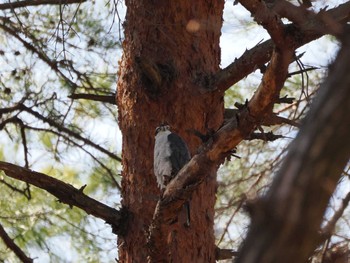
[168,133,191,176]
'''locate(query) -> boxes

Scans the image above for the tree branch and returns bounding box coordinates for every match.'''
[248,49,294,117]
[215,247,238,260]
[236,28,350,263]
[224,108,299,127]
[212,1,350,93]
[0,20,78,90]
[148,41,294,262]
[239,0,285,47]
[321,191,350,241]
[246,132,284,141]
[68,93,116,105]
[0,223,33,263]
[1,108,122,189]
[0,0,86,10]
[272,0,343,36]
[146,3,350,260]
[19,104,121,162]
[0,161,124,235]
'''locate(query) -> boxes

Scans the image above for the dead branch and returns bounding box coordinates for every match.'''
[311,242,350,263]
[276,95,295,104]
[273,0,343,36]
[1,107,121,189]
[263,114,300,127]
[213,2,350,93]
[0,223,33,263]
[0,0,86,10]
[246,132,284,141]
[68,93,116,104]
[19,104,121,162]
[215,247,239,260]
[0,161,124,235]
[148,42,294,262]
[239,0,285,47]
[321,191,350,241]
[0,20,78,90]
[235,29,350,263]
[225,107,299,127]
[288,66,318,77]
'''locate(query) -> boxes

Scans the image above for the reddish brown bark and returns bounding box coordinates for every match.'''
[116,1,350,262]
[116,1,224,262]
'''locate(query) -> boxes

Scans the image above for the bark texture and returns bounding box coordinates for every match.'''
[116,1,224,262]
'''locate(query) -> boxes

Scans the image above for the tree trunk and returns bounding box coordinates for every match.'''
[116,1,224,262]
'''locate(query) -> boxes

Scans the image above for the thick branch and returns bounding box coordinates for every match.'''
[213,2,350,93]
[147,3,350,261]
[0,161,124,235]
[148,46,294,261]
[236,29,350,263]
[248,49,293,117]
[0,223,33,263]
[0,0,86,10]
[239,0,285,47]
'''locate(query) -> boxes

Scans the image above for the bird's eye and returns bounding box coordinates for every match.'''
[155,124,170,135]
[155,127,161,135]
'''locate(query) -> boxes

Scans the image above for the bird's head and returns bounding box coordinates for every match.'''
[155,124,170,135]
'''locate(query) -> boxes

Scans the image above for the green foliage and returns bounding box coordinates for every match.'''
[0,0,123,261]
[224,84,244,108]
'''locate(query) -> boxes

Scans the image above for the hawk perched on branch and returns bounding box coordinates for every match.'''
[153,124,191,226]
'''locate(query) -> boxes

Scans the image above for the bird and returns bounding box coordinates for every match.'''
[153,124,191,226]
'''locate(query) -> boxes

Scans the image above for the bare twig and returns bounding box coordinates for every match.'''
[215,247,239,260]
[0,179,28,197]
[19,120,32,199]
[20,104,121,162]
[246,132,285,141]
[0,0,86,10]
[1,104,121,162]
[0,223,33,263]
[68,93,116,104]
[236,29,350,263]
[239,0,285,47]
[276,95,295,104]
[321,191,350,240]
[1,114,122,189]
[212,2,350,93]
[0,21,78,91]
[225,108,300,127]
[0,161,124,234]
[273,0,343,36]
[24,124,122,190]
